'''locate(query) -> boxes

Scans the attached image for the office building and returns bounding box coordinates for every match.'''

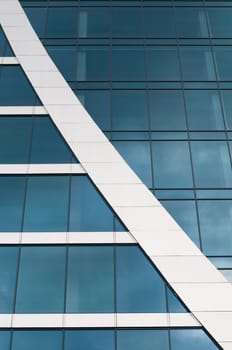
[0,0,232,349]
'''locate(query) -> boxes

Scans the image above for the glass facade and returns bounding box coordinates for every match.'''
[0,0,229,349]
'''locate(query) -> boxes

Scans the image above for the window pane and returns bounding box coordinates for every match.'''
[112,8,142,37]
[79,8,110,37]
[113,141,152,188]
[66,246,114,312]
[171,329,217,350]
[0,28,14,56]
[12,330,62,350]
[161,201,200,246]
[65,330,114,350]
[143,8,175,38]
[47,46,77,81]
[198,200,232,255]
[175,8,208,38]
[117,330,169,350]
[0,247,18,313]
[112,47,145,81]
[112,90,148,130]
[221,90,232,129]
[180,47,216,81]
[116,246,166,312]
[0,330,11,350]
[24,8,47,37]
[31,117,74,163]
[152,141,193,188]
[147,47,180,81]
[15,246,66,313]
[191,141,232,187]
[0,117,32,163]
[77,47,110,81]
[23,176,69,231]
[208,8,232,38]
[149,90,186,130]
[185,90,224,130]
[69,176,115,231]
[214,47,232,81]
[0,176,25,231]
[46,7,78,38]
[77,90,110,130]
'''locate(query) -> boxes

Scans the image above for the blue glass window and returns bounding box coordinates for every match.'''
[0,27,14,56]
[117,330,169,350]
[170,329,217,350]
[112,47,145,81]
[113,141,152,188]
[0,247,18,313]
[191,141,232,187]
[180,47,216,81]
[65,330,114,350]
[77,47,110,81]
[66,246,114,312]
[23,176,69,231]
[149,90,186,130]
[24,8,47,37]
[0,66,41,105]
[116,246,166,312]
[15,246,66,313]
[12,330,62,350]
[79,8,110,37]
[0,330,11,350]
[198,200,232,255]
[112,8,142,37]
[112,90,148,130]
[0,176,25,231]
[208,8,232,38]
[221,91,232,129]
[214,47,232,81]
[46,7,78,38]
[152,141,193,188]
[175,8,208,38]
[147,47,180,81]
[185,90,224,130]
[143,8,175,38]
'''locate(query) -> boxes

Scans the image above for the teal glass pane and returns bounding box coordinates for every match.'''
[78,8,110,37]
[117,329,169,350]
[69,176,117,231]
[0,117,32,163]
[146,47,180,81]
[198,200,232,255]
[161,201,200,246]
[175,8,208,38]
[171,329,218,350]
[77,47,110,81]
[65,330,114,350]
[47,46,77,81]
[152,141,193,188]
[112,47,145,81]
[112,90,149,130]
[0,66,40,105]
[24,7,47,37]
[221,269,232,283]
[0,27,14,56]
[214,47,232,81]
[221,91,232,129]
[23,176,69,231]
[0,176,25,231]
[15,246,66,313]
[77,90,110,130]
[0,247,18,313]
[66,246,114,312]
[0,330,11,350]
[12,330,62,350]
[180,47,216,81]
[167,287,187,313]
[113,141,152,188]
[46,7,78,38]
[31,117,75,163]
[149,90,186,130]
[112,8,142,37]
[143,8,175,38]
[191,141,232,187]
[116,246,166,312]
[185,90,224,130]
[208,8,232,38]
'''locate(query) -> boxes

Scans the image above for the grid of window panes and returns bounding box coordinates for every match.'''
[20,0,232,278]
[0,328,219,350]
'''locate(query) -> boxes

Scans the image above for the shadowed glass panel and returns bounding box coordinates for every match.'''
[143,8,175,38]
[66,246,114,312]
[65,330,114,350]
[112,8,142,37]
[147,47,180,81]
[15,246,66,313]
[24,7,47,37]
[46,7,78,38]
[208,8,232,38]
[47,46,77,81]
[117,330,169,350]
[79,8,110,37]
[112,47,145,81]
[221,90,232,129]
[175,8,208,38]
[77,47,110,81]
[0,247,18,313]
[214,47,232,81]
[12,330,62,350]
[0,27,14,56]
